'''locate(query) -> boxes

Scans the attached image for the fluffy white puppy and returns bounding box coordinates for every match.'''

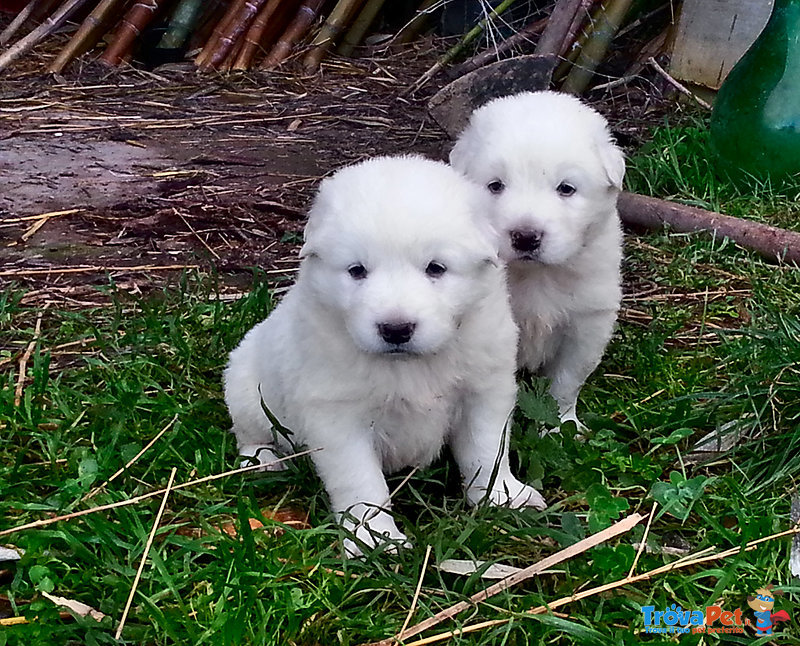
[450,91,625,427]
[224,155,545,557]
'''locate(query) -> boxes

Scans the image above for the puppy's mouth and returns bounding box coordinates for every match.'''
[382,347,416,356]
[513,251,541,262]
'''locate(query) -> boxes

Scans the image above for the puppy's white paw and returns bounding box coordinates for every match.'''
[340,509,411,558]
[238,444,287,471]
[468,477,547,510]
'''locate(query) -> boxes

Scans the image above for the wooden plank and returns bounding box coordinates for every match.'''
[671,0,773,89]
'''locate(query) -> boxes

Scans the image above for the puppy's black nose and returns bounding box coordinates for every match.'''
[378,322,416,345]
[510,230,542,253]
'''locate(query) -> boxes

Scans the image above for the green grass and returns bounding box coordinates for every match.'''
[2,121,800,644]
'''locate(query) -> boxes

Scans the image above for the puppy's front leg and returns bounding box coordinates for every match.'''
[450,388,546,510]
[544,309,617,427]
[309,429,409,557]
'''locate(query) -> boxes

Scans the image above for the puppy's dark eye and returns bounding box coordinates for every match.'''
[556,181,576,197]
[487,180,505,194]
[348,264,368,280]
[425,261,447,278]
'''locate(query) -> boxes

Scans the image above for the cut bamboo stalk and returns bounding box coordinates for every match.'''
[205,0,270,69]
[195,0,246,66]
[560,0,634,94]
[534,0,586,57]
[231,0,285,70]
[99,0,167,67]
[0,0,45,46]
[48,0,130,74]
[186,0,228,52]
[301,0,366,74]
[391,0,437,46]
[450,16,547,78]
[158,0,205,49]
[337,0,385,57]
[405,0,518,95]
[0,0,94,73]
[260,0,324,69]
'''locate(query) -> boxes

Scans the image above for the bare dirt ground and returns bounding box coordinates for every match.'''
[0,37,664,305]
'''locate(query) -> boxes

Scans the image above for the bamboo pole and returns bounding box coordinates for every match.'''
[158,0,205,49]
[99,0,167,66]
[301,0,366,74]
[391,0,437,46]
[449,15,546,78]
[260,0,324,69]
[0,0,94,73]
[205,0,270,69]
[0,0,49,46]
[195,0,246,66]
[231,0,286,70]
[48,0,130,74]
[405,0,518,95]
[337,0,385,57]
[186,0,228,52]
[560,0,634,94]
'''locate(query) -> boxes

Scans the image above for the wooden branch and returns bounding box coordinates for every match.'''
[205,0,270,69]
[99,0,168,67]
[618,192,800,264]
[0,0,94,74]
[302,0,366,74]
[260,0,324,69]
[231,0,288,70]
[337,0,386,57]
[186,0,228,52]
[373,512,644,645]
[48,0,130,74]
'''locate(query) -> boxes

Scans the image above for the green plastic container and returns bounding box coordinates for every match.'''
[710,0,800,182]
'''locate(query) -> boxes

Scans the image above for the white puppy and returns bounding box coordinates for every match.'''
[450,91,625,427]
[224,155,545,557]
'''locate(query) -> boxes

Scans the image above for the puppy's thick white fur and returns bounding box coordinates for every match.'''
[224,155,544,557]
[450,91,625,426]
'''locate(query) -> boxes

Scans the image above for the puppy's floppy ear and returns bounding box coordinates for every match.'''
[449,123,477,172]
[596,136,626,189]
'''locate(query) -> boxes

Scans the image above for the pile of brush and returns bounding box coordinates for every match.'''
[0,0,435,75]
[0,0,662,92]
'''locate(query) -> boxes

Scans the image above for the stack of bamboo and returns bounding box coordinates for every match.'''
[0,0,652,95]
[0,0,427,74]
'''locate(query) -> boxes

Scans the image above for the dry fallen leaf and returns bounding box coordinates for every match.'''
[41,591,105,622]
[437,559,524,580]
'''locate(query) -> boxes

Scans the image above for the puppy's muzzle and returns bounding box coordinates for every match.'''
[510,230,543,256]
[377,321,416,347]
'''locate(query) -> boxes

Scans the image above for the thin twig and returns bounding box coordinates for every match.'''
[397,544,433,642]
[396,524,800,646]
[627,502,656,578]
[83,414,179,501]
[14,306,47,407]
[0,264,199,278]
[0,448,320,538]
[373,512,644,645]
[647,56,712,110]
[115,467,177,640]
